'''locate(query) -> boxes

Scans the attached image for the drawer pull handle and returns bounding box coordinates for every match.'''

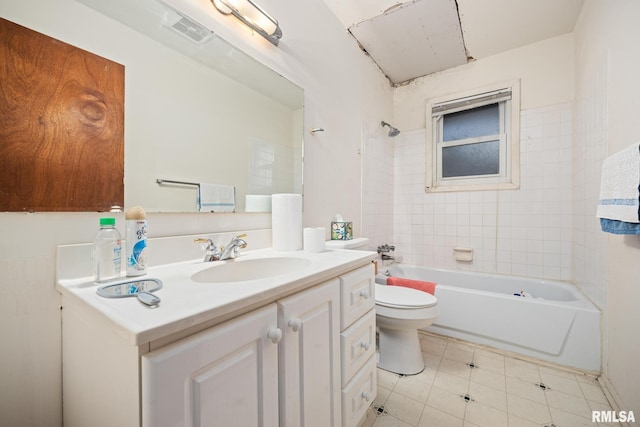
[360,341,370,351]
[267,328,283,344]
[359,289,370,299]
[288,318,302,332]
[361,392,371,402]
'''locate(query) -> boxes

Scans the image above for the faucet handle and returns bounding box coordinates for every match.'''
[377,244,395,254]
[194,238,215,249]
[194,238,221,261]
[234,234,248,248]
[220,234,248,260]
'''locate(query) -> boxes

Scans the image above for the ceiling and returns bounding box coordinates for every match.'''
[322,0,585,85]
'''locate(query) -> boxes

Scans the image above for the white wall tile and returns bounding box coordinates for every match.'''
[385,103,574,282]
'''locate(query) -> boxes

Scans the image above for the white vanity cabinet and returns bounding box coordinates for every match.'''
[60,260,375,427]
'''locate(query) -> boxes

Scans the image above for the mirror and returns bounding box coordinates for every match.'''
[97,278,163,307]
[96,278,163,297]
[85,0,303,212]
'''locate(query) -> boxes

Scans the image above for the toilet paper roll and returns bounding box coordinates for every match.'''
[304,227,326,253]
[272,193,303,251]
[245,195,272,212]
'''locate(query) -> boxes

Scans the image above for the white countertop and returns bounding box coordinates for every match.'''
[56,248,376,346]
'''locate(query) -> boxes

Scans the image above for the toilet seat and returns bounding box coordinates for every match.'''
[375,284,437,309]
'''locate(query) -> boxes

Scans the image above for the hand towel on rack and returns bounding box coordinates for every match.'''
[198,183,236,212]
[387,277,437,295]
[596,142,640,234]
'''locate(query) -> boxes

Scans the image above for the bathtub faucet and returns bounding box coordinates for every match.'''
[377,244,396,260]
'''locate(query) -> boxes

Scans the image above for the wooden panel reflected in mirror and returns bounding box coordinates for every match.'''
[0,18,124,212]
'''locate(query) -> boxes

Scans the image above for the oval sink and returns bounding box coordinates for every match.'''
[191,257,312,283]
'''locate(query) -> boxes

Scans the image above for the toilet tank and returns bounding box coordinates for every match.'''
[325,237,369,250]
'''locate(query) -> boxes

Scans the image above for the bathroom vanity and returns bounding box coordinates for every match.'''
[56,243,376,427]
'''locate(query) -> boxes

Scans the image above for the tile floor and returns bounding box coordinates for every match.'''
[360,332,620,427]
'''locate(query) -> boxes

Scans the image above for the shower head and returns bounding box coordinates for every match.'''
[381,121,400,137]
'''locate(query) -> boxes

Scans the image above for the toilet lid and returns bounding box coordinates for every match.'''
[375,284,437,308]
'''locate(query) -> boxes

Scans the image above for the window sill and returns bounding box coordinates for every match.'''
[425,181,520,193]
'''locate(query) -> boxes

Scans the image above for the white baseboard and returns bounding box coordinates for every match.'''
[598,375,637,427]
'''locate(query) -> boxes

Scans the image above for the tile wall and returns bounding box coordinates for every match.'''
[390,103,574,281]
[572,56,609,310]
[362,135,395,249]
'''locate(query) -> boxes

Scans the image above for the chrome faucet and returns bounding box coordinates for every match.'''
[377,244,396,261]
[220,234,247,260]
[194,238,222,262]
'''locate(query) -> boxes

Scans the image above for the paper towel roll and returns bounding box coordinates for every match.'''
[272,194,303,251]
[245,195,272,212]
[304,227,326,253]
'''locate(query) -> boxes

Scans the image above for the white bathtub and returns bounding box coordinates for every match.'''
[377,265,601,372]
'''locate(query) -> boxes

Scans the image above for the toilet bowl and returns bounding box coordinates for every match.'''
[375,283,438,375]
[325,238,439,375]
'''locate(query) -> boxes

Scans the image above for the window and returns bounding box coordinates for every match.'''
[426,81,520,192]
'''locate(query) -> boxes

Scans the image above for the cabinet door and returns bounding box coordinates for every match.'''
[141,304,280,427]
[278,279,341,427]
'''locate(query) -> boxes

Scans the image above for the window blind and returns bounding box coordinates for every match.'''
[432,88,512,116]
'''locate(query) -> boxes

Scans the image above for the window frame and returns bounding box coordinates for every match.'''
[425,80,521,192]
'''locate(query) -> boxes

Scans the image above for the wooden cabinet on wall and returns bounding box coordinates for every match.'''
[0,18,124,212]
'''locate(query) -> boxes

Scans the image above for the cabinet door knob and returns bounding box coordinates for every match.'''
[267,328,283,344]
[359,341,370,351]
[359,289,370,299]
[361,392,371,402]
[288,318,302,332]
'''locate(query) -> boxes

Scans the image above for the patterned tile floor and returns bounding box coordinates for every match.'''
[359,333,620,427]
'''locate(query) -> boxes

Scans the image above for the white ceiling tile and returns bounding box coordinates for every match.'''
[348,0,465,84]
[321,0,404,28]
[323,0,585,84]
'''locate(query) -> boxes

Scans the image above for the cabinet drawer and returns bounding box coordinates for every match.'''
[340,309,376,386]
[341,356,377,427]
[340,264,375,330]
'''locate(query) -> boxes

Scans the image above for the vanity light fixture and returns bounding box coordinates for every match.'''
[211,0,282,46]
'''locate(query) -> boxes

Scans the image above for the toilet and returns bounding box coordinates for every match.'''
[325,238,439,375]
[374,283,438,375]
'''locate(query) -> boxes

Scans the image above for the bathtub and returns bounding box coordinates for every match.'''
[377,265,601,372]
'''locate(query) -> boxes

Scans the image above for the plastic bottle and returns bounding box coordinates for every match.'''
[93,217,122,282]
[125,206,148,276]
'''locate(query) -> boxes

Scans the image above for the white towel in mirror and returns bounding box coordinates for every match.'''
[198,183,235,212]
